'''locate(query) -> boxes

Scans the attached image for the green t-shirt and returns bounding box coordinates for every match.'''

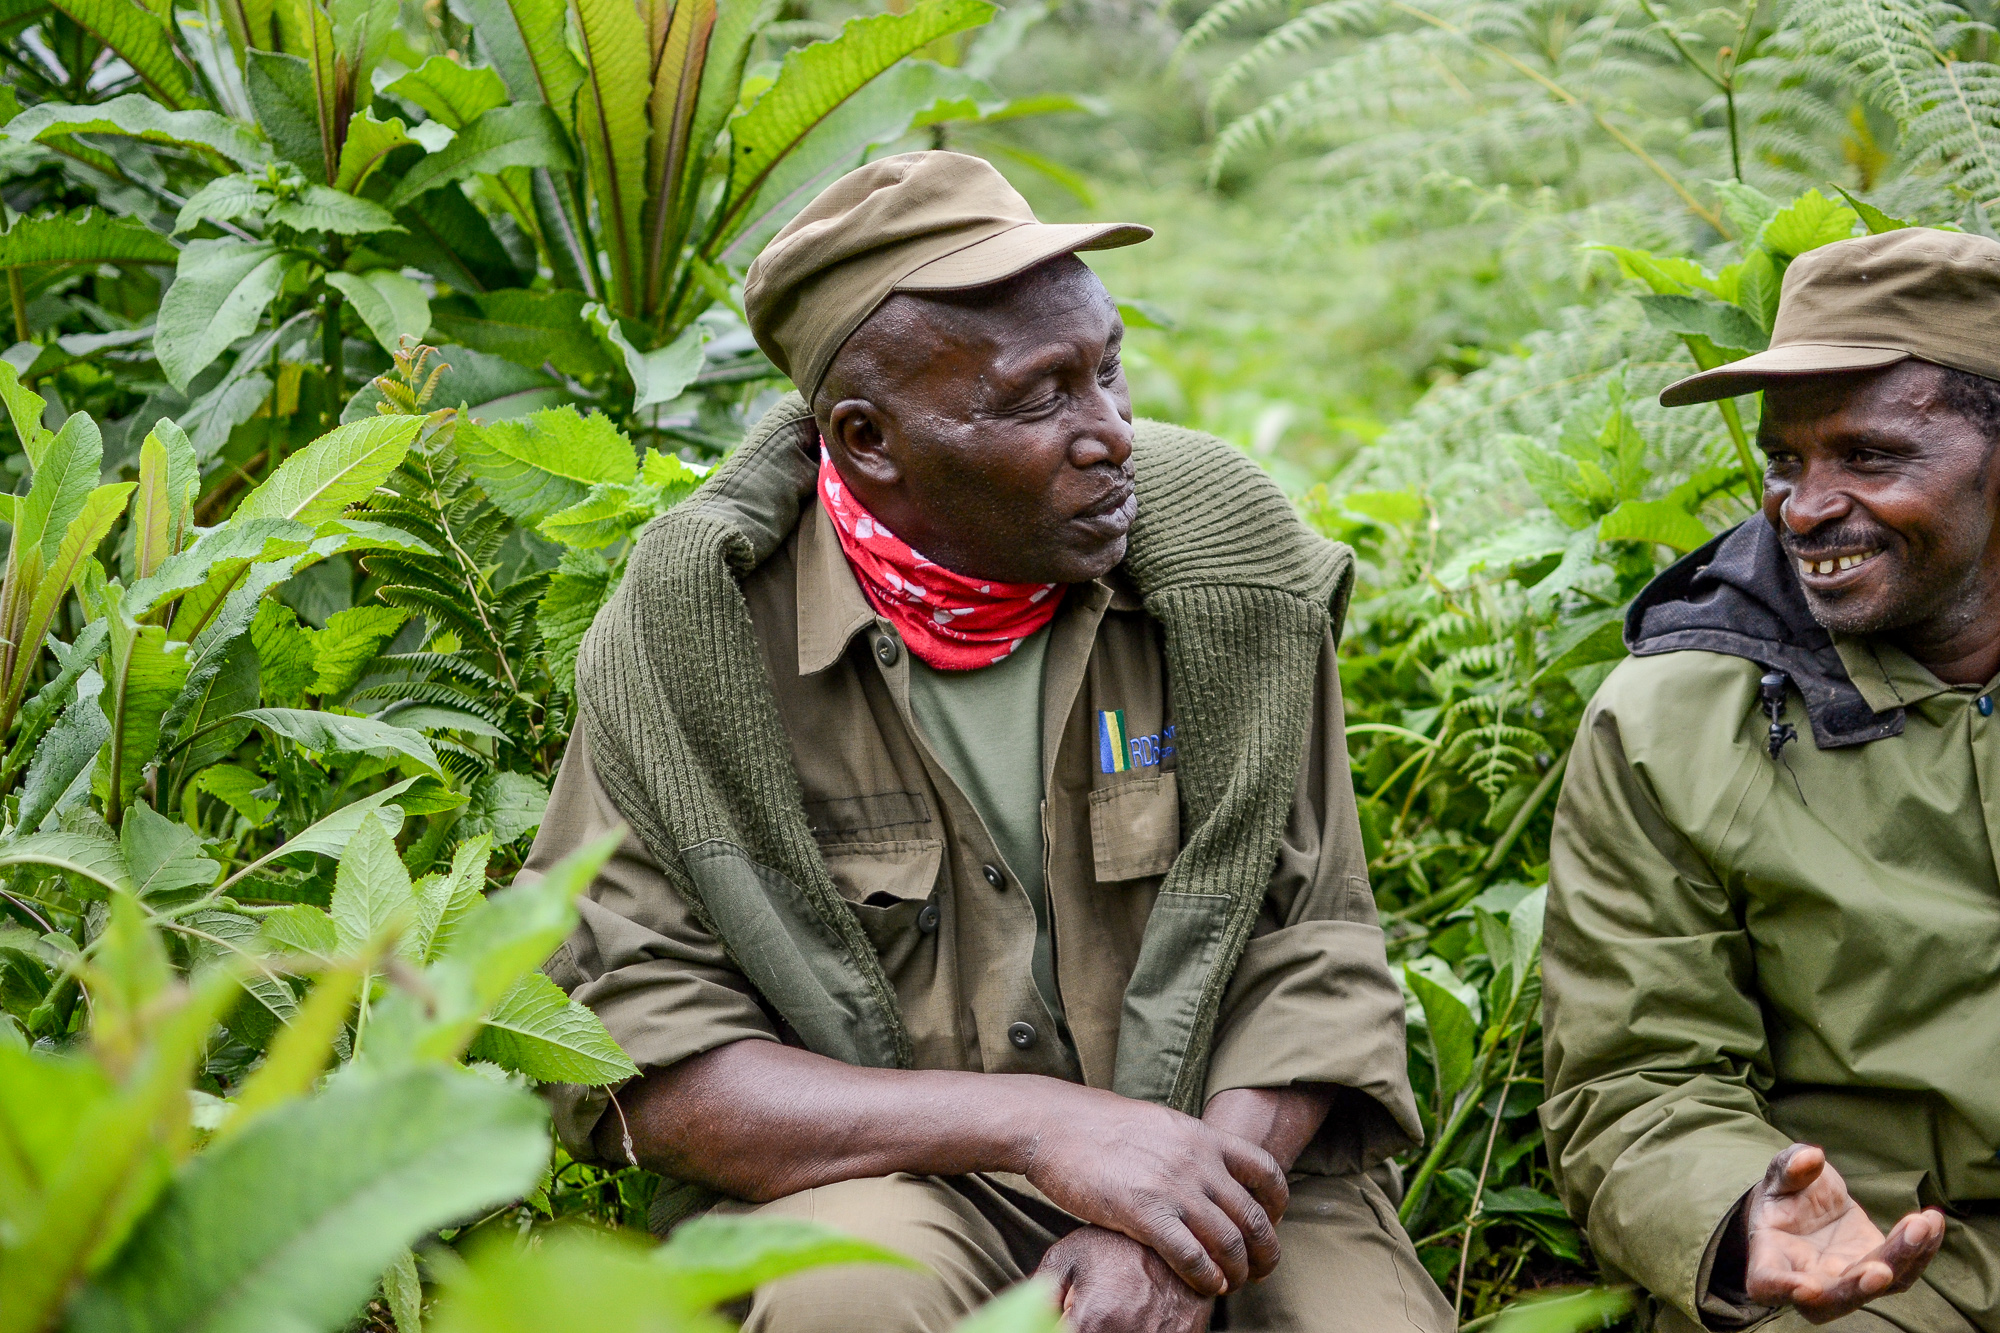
[906,625,1068,1034]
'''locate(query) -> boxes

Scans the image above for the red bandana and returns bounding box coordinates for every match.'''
[818,445,1062,670]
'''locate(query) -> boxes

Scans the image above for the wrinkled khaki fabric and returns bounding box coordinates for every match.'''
[536,496,1419,1178]
[1542,638,2000,1331]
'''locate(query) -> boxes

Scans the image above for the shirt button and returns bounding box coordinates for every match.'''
[874,636,899,667]
[1979,695,1993,717]
[982,864,1004,889]
[917,902,939,934]
[1007,1021,1037,1050]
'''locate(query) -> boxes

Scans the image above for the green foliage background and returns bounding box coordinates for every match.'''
[1,0,1997,1325]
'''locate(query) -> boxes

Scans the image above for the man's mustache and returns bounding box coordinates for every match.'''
[1781,524,1887,559]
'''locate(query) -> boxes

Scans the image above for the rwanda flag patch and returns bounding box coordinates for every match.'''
[1098,710,1130,773]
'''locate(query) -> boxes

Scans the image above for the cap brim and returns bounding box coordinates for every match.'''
[894,221,1153,292]
[1659,343,1911,406]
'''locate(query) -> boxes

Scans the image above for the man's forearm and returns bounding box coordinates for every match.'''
[597,1040,1053,1200]
[1203,1083,1336,1175]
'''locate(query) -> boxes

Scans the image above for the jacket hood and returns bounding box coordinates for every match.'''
[1623,517,1903,748]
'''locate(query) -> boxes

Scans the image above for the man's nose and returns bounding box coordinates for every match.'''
[1075,385,1134,467]
[1777,463,1852,535]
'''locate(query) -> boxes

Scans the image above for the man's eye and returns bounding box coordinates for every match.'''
[1098,356,1122,382]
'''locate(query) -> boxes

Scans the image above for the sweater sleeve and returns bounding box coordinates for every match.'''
[1538,666,1790,1326]
[530,730,779,1161]
[1201,629,1423,1175]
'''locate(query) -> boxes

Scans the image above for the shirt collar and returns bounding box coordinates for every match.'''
[1833,633,1971,712]
[794,499,1137,673]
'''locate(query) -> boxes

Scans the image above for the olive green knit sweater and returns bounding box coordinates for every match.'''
[573,396,1352,1112]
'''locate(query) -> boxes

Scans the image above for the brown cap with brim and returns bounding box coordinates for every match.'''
[1659,227,2000,406]
[743,151,1151,403]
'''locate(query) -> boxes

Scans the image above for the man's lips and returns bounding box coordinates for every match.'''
[1789,545,1884,589]
[1076,483,1137,526]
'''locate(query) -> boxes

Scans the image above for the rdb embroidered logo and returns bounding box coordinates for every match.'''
[1098,711,1176,774]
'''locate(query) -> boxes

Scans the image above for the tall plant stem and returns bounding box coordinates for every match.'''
[1453,1020,1533,1317]
[1389,0,1724,232]
[321,240,347,432]
[7,269,26,344]
[1400,985,1525,1226]
[1718,396,1761,498]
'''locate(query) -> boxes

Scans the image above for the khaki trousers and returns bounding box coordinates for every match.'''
[718,1170,1455,1333]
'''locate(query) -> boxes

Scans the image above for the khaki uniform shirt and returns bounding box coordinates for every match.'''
[536,497,1419,1178]
[1542,639,2000,1331]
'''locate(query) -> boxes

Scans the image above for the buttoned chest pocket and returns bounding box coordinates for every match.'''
[821,838,943,954]
[1088,772,1180,883]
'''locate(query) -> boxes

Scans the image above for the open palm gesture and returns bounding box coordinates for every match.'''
[1745,1144,1945,1324]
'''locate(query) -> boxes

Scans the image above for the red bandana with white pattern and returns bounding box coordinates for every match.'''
[817,444,1062,671]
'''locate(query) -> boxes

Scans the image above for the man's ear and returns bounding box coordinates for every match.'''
[824,399,901,487]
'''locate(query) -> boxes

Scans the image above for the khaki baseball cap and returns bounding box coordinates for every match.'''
[1660,227,2000,406]
[742,151,1152,402]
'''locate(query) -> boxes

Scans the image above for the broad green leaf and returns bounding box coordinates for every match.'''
[639,0,714,314]
[0,362,53,465]
[0,831,135,893]
[569,0,650,312]
[131,519,315,622]
[453,404,635,522]
[132,437,173,583]
[536,480,652,549]
[537,549,612,694]
[384,1249,424,1333]
[221,778,415,888]
[947,1279,1062,1333]
[67,1066,552,1333]
[653,1214,921,1314]
[1712,179,1778,248]
[256,598,319,711]
[428,288,615,377]
[1405,963,1477,1103]
[191,765,278,828]
[1759,187,1858,258]
[1597,497,1712,553]
[384,103,575,210]
[329,813,413,954]
[156,240,293,391]
[341,344,565,424]
[44,0,196,107]
[1734,247,1781,335]
[381,184,529,294]
[1490,1286,1634,1333]
[1833,185,1914,236]
[459,770,548,846]
[428,1229,684,1333]
[311,605,409,697]
[412,833,491,963]
[0,208,179,273]
[18,411,104,565]
[584,307,709,409]
[436,830,617,1007]
[377,704,507,740]
[257,902,338,956]
[237,414,423,524]
[0,1040,114,1227]
[169,634,259,780]
[120,804,219,901]
[98,586,192,821]
[2,96,270,166]
[456,0,581,125]
[466,971,639,1083]
[264,185,402,235]
[14,484,129,717]
[1635,293,1768,356]
[246,52,326,182]
[241,707,441,774]
[17,681,111,835]
[386,55,510,129]
[720,0,995,231]
[680,0,778,217]
[331,108,415,195]
[327,271,430,356]
[1533,607,1625,684]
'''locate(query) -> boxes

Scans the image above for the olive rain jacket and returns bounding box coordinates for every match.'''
[1542,518,2000,1332]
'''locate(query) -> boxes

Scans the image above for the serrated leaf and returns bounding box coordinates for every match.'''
[1713,179,1778,248]
[0,207,179,271]
[536,480,651,549]
[459,770,547,846]
[237,414,423,524]
[466,972,638,1083]
[416,833,491,963]
[250,597,319,706]
[327,270,430,356]
[258,901,338,956]
[156,239,293,391]
[17,677,110,835]
[1597,497,1713,553]
[1832,185,1914,237]
[453,405,635,523]
[241,707,441,773]
[1636,293,1768,356]
[311,605,409,697]
[1734,248,1781,335]
[67,1067,551,1333]
[0,830,134,893]
[171,634,259,779]
[329,812,413,953]
[1759,187,1858,259]
[121,803,219,901]
[265,186,403,236]
[1506,436,1594,529]
[44,0,196,107]
[720,0,995,231]
[536,550,611,694]
[331,108,415,195]
[384,103,574,211]
[0,361,53,465]
[386,56,509,130]
[247,51,326,182]
[2,96,270,166]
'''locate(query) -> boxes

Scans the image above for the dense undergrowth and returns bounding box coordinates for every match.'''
[3,0,2000,1327]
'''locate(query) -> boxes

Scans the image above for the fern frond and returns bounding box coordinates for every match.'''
[1176,0,1302,59]
[1208,0,1384,114]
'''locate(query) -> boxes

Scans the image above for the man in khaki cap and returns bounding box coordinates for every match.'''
[1541,225,2000,1331]
[527,150,1451,1332]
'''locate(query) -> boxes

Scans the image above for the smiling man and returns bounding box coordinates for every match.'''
[1539,227,2000,1331]
[525,153,1450,1333]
